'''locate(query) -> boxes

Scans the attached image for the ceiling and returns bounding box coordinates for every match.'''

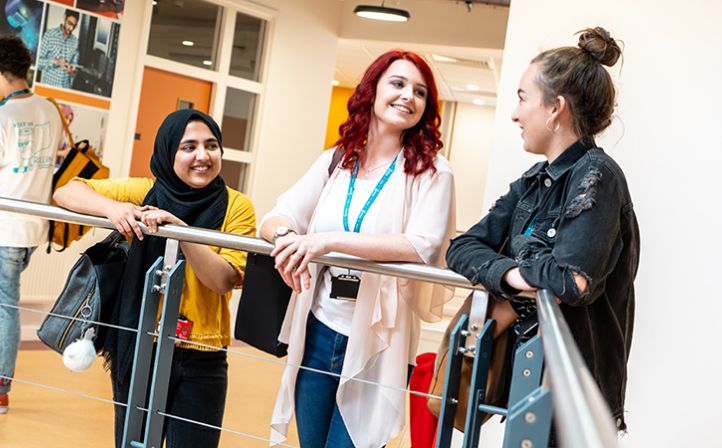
[334,0,509,106]
[149,0,508,106]
[334,39,503,106]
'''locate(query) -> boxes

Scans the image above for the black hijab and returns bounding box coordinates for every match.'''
[104,109,228,385]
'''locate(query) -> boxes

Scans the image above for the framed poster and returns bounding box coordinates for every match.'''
[36,3,120,98]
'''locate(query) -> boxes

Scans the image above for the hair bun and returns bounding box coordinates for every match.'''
[577,27,621,67]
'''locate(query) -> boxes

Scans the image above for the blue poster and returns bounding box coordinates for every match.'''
[0,0,43,63]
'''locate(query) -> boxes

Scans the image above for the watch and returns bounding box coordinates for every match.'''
[272,226,296,243]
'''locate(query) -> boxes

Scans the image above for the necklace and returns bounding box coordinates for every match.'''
[360,151,401,179]
[360,161,392,178]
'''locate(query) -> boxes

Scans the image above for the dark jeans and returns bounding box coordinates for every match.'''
[112,347,228,448]
[295,313,355,448]
[295,313,413,448]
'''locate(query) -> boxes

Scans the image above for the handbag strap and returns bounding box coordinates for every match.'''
[46,97,75,148]
[328,147,344,176]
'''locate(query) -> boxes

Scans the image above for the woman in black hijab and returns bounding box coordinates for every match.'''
[55,109,256,448]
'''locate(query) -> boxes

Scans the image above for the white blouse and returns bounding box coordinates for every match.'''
[312,169,395,336]
[261,148,456,448]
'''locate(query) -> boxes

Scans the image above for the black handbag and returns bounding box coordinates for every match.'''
[234,252,292,357]
[37,231,128,354]
[234,149,343,357]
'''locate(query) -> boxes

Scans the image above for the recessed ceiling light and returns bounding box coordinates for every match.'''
[182,40,194,47]
[202,60,212,66]
[354,2,410,22]
[432,54,458,64]
[473,98,486,106]
[466,84,481,91]
[152,1,157,5]
[332,79,340,86]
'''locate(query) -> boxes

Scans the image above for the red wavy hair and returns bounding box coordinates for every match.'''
[334,50,443,176]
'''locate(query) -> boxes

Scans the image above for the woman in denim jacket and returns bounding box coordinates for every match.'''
[446,27,639,437]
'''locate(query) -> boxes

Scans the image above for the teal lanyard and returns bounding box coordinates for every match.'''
[343,154,398,233]
[0,89,31,107]
[524,214,537,236]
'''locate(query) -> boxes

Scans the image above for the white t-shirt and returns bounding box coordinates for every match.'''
[311,160,398,336]
[0,94,63,247]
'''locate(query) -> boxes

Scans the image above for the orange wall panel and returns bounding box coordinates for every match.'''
[323,86,443,151]
[130,67,212,178]
[34,85,111,110]
[324,86,354,150]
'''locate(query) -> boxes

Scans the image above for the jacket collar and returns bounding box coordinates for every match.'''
[521,140,593,181]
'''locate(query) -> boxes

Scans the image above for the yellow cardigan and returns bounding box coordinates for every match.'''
[76,177,256,350]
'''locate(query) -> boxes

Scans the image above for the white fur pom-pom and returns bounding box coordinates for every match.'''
[62,328,97,372]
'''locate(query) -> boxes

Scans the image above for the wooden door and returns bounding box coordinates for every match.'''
[130,67,212,178]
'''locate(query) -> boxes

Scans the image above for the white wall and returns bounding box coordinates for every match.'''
[447,103,496,232]
[487,1,722,446]
[247,0,343,217]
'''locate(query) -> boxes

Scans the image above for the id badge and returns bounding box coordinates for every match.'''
[175,315,194,340]
[330,274,361,301]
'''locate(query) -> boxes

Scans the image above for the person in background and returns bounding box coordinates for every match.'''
[446,27,639,445]
[54,109,256,448]
[37,8,79,89]
[0,34,63,415]
[260,50,455,448]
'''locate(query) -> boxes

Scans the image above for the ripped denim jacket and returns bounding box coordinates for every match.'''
[446,140,640,428]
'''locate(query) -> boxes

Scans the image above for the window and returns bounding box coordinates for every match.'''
[222,87,256,152]
[219,159,249,193]
[139,0,269,196]
[230,12,266,80]
[147,0,221,70]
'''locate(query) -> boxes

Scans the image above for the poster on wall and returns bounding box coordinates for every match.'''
[54,101,108,166]
[76,0,124,20]
[0,0,44,68]
[35,2,120,98]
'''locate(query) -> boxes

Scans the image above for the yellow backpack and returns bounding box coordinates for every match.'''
[46,98,110,252]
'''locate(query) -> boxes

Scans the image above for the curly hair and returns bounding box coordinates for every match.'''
[334,50,442,176]
[0,35,32,80]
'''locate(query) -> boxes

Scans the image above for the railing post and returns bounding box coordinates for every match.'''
[123,240,184,448]
[502,335,552,448]
[461,318,495,448]
[508,336,544,407]
[502,387,553,448]
[143,241,184,447]
[435,314,468,448]
[122,257,164,447]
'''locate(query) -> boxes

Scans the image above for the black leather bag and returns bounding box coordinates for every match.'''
[234,149,343,357]
[37,231,128,354]
[234,252,292,357]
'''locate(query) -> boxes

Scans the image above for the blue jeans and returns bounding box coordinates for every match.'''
[0,246,35,394]
[295,314,414,448]
[112,347,228,448]
[295,313,356,448]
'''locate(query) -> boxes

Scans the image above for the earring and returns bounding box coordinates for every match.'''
[545,117,560,133]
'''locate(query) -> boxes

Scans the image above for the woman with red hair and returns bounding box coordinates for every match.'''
[260,50,455,447]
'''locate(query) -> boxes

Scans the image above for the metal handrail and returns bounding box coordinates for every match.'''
[0,196,476,289]
[536,289,619,447]
[0,196,619,447]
